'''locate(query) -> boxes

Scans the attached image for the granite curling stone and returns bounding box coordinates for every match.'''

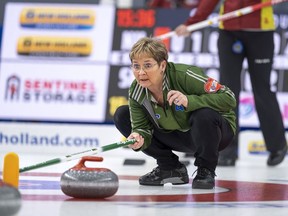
[0,180,22,216]
[60,156,119,198]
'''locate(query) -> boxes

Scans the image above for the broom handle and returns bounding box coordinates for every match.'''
[19,139,136,173]
[156,0,287,40]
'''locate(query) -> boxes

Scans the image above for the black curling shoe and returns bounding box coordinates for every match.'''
[139,164,189,186]
[192,167,215,189]
[267,145,287,166]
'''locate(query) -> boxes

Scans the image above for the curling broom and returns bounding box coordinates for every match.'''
[156,0,288,40]
[18,139,136,173]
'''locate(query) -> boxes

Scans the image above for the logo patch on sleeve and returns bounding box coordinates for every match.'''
[204,78,222,93]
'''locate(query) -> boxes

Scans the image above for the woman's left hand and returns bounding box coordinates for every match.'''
[167,90,188,107]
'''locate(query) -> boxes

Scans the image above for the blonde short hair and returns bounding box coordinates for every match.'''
[129,37,168,63]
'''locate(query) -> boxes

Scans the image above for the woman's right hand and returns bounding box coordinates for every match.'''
[128,132,144,150]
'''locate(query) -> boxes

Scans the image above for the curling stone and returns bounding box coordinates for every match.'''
[0,180,21,216]
[60,156,119,199]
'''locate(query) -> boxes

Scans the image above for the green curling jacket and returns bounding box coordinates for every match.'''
[128,62,236,150]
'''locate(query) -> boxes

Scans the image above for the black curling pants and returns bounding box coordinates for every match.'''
[113,105,234,172]
[217,30,286,159]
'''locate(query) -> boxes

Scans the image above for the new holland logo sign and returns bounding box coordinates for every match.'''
[17,36,92,57]
[19,8,95,29]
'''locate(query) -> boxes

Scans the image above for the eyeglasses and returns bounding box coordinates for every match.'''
[130,63,158,72]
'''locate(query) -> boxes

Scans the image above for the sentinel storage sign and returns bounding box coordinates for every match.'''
[0,3,115,122]
[0,63,109,121]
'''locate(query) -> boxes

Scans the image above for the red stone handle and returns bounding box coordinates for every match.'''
[71,156,110,171]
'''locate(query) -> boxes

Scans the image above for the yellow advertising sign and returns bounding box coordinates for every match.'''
[17,36,92,57]
[248,141,267,154]
[20,8,95,29]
